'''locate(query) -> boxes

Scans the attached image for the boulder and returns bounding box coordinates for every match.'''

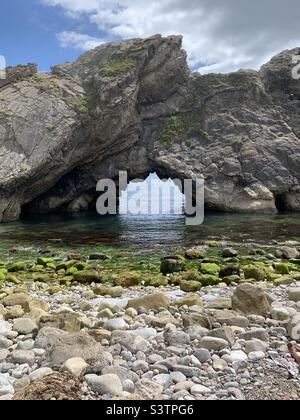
[208,327,235,346]
[13,318,38,335]
[134,379,163,400]
[160,257,185,275]
[232,284,271,316]
[63,357,88,378]
[219,266,241,278]
[180,280,201,292]
[73,271,101,284]
[239,329,269,342]
[104,318,128,331]
[34,327,112,367]
[200,263,220,275]
[146,311,179,328]
[287,314,300,340]
[288,287,300,302]
[244,339,268,354]
[25,308,48,324]
[0,349,9,363]
[2,293,30,309]
[281,247,300,260]
[85,374,122,396]
[5,305,25,319]
[273,263,290,275]
[185,249,206,260]
[102,366,139,383]
[182,313,213,330]
[39,313,82,332]
[0,320,12,337]
[243,266,266,281]
[110,331,152,354]
[206,298,232,310]
[10,350,35,366]
[222,248,238,258]
[198,337,228,351]
[175,294,203,307]
[126,293,169,311]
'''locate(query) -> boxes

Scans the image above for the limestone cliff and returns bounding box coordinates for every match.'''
[0,35,299,222]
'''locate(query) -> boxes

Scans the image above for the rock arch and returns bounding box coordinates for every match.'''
[0,35,299,222]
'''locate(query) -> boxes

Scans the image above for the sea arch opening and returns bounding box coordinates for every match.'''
[118,172,186,217]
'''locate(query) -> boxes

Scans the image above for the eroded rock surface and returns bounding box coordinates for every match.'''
[0,35,299,221]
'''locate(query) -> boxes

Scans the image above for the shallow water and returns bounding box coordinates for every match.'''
[1,211,300,250]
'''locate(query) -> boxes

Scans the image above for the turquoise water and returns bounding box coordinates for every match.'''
[1,174,300,249]
[0,211,300,249]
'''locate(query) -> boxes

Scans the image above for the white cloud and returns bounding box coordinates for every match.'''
[42,0,300,73]
[57,31,104,50]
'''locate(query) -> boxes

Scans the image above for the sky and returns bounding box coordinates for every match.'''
[0,0,300,74]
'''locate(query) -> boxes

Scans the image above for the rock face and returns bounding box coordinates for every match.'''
[232,284,271,316]
[34,327,112,368]
[0,35,299,221]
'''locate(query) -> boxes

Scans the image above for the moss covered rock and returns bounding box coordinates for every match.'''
[205,241,219,248]
[181,270,202,282]
[180,280,202,292]
[243,266,266,281]
[222,275,241,285]
[37,257,55,266]
[33,273,51,283]
[273,262,290,275]
[8,262,28,272]
[185,249,206,260]
[73,270,101,284]
[93,285,111,296]
[115,272,141,287]
[219,266,240,278]
[144,276,169,287]
[6,275,21,284]
[199,274,220,286]
[200,263,220,275]
[66,267,79,276]
[56,260,78,271]
[222,248,238,258]
[273,275,295,286]
[31,264,45,272]
[160,256,186,275]
[74,262,89,271]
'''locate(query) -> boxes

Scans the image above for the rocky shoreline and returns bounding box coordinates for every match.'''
[0,243,300,400]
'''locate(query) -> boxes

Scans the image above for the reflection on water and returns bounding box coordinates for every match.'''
[1,211,300,249]
[0,175,300,249]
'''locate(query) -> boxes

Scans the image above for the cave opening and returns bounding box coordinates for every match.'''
[275,193,287,214]
[20,171,187,221]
